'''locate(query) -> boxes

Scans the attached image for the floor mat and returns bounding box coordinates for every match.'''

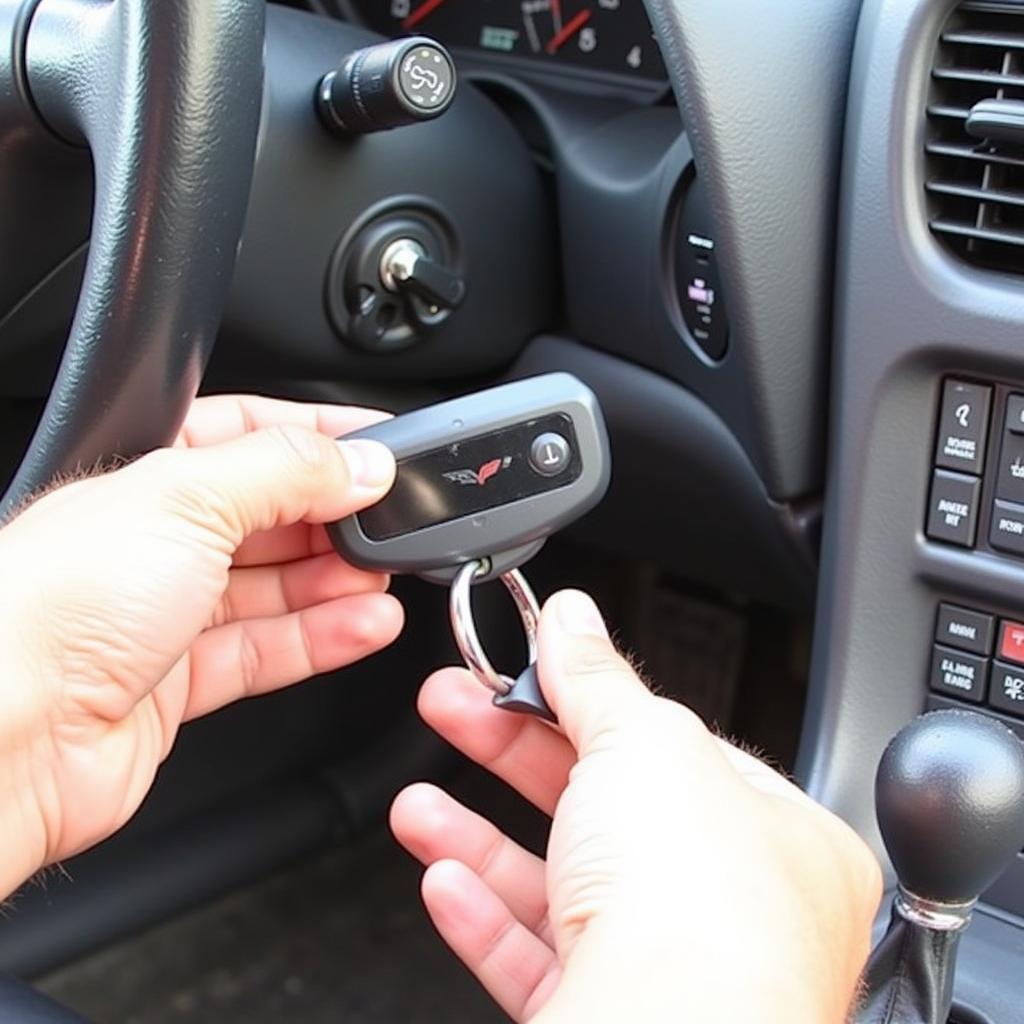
[37,827,509,1024]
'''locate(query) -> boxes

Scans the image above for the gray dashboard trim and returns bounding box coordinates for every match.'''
[799,0,1024,1010]
[798,0,1024,843]
[644,0,863,499]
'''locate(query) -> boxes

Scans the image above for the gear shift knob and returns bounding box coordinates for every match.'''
[876,708,1024,905]
[857,709,1024,1024]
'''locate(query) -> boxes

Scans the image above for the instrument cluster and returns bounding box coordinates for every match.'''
[339,0,667,84]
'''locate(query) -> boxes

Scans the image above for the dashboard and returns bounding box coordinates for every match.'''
[331,0,667,85]
[7,3,1024,1019]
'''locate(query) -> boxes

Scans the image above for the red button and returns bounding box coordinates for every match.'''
[999,621,1024,664]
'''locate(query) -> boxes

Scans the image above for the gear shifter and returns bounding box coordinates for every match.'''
[856,709,1024,1024]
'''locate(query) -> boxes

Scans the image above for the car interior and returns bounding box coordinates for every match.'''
[3,0,1024,1021]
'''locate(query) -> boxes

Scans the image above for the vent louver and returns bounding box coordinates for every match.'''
[926,1,1024,273]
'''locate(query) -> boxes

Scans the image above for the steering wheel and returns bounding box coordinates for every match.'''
[0,0,263,519]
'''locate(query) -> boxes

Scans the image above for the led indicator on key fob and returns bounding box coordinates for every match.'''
[326,373,610,583]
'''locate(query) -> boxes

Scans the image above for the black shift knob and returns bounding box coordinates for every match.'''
[876,709,1024,903]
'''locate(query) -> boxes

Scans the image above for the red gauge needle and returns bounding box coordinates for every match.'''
[546,7,590,54]
[403,0,449,31]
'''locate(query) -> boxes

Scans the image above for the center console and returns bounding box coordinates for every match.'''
[797,0,1024,1018]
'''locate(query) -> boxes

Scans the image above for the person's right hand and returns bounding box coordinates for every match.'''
[391,589,882,1024]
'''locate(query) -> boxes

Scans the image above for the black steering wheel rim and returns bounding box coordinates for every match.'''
[0,0,264,518]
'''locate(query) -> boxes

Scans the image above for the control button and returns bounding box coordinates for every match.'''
[936,603,994,655]
[1006,394,1024,435]
[926,470,980,547]
[529,432,571,477]
[990,498,1024,555]
[397,44,456,112]
[929,644,988,703]
[995,431,1024,504]
[998,620,1024,665]
[934,379,991,474]
[989,661,1024,717]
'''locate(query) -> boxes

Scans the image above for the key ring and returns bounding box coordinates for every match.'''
[449,559,539,697]
[448,558,554,721]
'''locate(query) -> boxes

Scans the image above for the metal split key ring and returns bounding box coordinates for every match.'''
[449,559,556,722]
[450,559,538,695]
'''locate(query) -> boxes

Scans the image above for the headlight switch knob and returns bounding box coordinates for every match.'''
[317,37,456,136]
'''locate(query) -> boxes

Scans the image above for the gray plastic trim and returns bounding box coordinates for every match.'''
[798,7,1024,1002]
[643,0,862,497]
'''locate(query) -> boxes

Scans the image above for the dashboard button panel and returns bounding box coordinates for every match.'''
[923,379,1024,562]
[928,603,1024,720]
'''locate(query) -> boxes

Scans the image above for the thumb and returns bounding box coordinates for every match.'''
[132,424,395,543]
[537,589,651,755]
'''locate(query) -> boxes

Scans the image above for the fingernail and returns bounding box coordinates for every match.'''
[555,590,608,638]
[339,439,395,489]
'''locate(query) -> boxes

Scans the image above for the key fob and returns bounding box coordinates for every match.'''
[326,373,611,583]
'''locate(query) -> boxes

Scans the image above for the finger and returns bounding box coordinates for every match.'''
[183,591,404,719]
[421,860,560,1023]
[213,552,389,625]
[391,783,551,944]
[418,668,575,816]
[231,522,335,568]
[535,590,656,757]
[175,395,390,448]
[135,425,396,545]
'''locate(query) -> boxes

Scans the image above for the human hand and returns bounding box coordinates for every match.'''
[0,396,403,897]
[391,589,881,1024]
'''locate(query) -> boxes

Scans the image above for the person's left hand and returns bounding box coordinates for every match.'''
[0,395,404,897]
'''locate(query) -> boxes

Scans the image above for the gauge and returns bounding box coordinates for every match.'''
[347,0,666,82]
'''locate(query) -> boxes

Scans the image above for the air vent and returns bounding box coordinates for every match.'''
[926,1,1024,273]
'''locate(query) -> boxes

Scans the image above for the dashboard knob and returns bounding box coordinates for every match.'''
[317,37,456,136]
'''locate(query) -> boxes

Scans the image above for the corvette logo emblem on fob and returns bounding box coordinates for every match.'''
[443,456,513,487]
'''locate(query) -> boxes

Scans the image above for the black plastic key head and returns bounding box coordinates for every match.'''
[492,664,556,723]
[875,709,1024,904]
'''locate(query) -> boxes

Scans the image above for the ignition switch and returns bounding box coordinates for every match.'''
[326,203,465,353]
[379,239,466,311]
